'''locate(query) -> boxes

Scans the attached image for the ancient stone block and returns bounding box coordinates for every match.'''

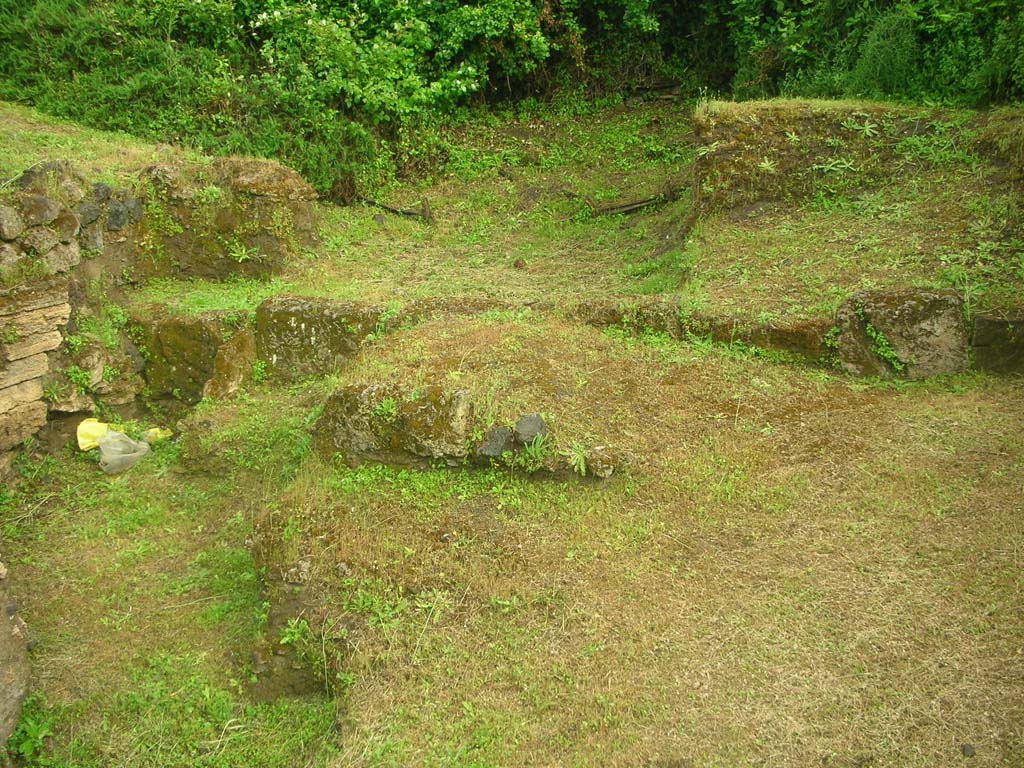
[0,353,48,389]
[0,275,70,318]
[0,206,25,241]
[0,378,44,415]
[972,315,1024,373]
[2,330,63,362]
[255,296,383,379]
[314,384,473,467]
[0,400,47,450]
[131,312,224,403]
[203,329,256,400]
[835,289,969,379]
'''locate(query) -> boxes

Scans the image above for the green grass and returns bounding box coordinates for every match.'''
[4,96,1024,768]
[0,100,202,188]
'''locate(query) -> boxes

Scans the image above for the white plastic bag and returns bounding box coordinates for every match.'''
[97,430,151,474]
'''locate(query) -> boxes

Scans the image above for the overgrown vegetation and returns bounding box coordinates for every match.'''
[1,1,1020,195]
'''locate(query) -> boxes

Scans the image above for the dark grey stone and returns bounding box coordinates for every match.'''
[106,200,131,231]
[123,337,146,373]
[513,413,547,444]
[961,743,975,758]
[77,201,102,226]
[124,197,144,223]
[474,426,512,460]
[0,205,25,241]
[78,221,104,252]
[92,182,112,202]
[972,315,1024,373]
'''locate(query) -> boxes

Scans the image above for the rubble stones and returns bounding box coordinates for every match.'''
[18,193,61,226]
[20,227,58,256]
[0,206,24,241]
[513,413,547,444]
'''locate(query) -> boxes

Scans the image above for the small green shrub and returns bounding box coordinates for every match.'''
[846,10,920,98]
[66,364,93,394]
[250,359,269,384]
[372,397,398,423]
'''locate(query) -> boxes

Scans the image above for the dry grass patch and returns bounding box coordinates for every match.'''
[239,322,1024,766]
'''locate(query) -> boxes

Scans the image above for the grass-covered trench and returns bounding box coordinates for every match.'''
[1,95,1023,767]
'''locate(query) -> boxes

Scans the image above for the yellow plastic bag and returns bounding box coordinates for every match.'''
[140,427,173,445]
[76,418,110,451]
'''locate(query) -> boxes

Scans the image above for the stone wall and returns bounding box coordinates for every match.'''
[0,277,70,473]
[0,154,319,477]
[691,101,972,214]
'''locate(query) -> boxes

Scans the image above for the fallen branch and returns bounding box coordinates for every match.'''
[586,186,685,217]
[357,195,434,223]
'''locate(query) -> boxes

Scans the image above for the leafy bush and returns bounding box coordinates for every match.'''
[846,10,921,98]
[0,0,1020,197]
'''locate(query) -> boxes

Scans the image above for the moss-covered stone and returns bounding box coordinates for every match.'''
[255,296,384,380]
[835,289,968,379]
[130,311,225,403]
[313,383,473,467]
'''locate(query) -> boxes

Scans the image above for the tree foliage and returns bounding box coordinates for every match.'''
[0,0,1020,195]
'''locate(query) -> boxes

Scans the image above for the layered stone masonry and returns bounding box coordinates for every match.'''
[0,155,320,476]
[0,277,71,466]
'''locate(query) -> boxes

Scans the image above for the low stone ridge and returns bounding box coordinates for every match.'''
[255,296,384,379]
[691,101,963,214]
[972,315,1024,373]
[313,384,474,467]
[314,383,623,478]
[0,558,30,749]
[0,277,70,468]
[835,289,969,379]
[570,297,829,362]
[130,312,225,404]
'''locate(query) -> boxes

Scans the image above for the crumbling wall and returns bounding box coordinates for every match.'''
[691,100,967,213]
[0,154,320,477]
